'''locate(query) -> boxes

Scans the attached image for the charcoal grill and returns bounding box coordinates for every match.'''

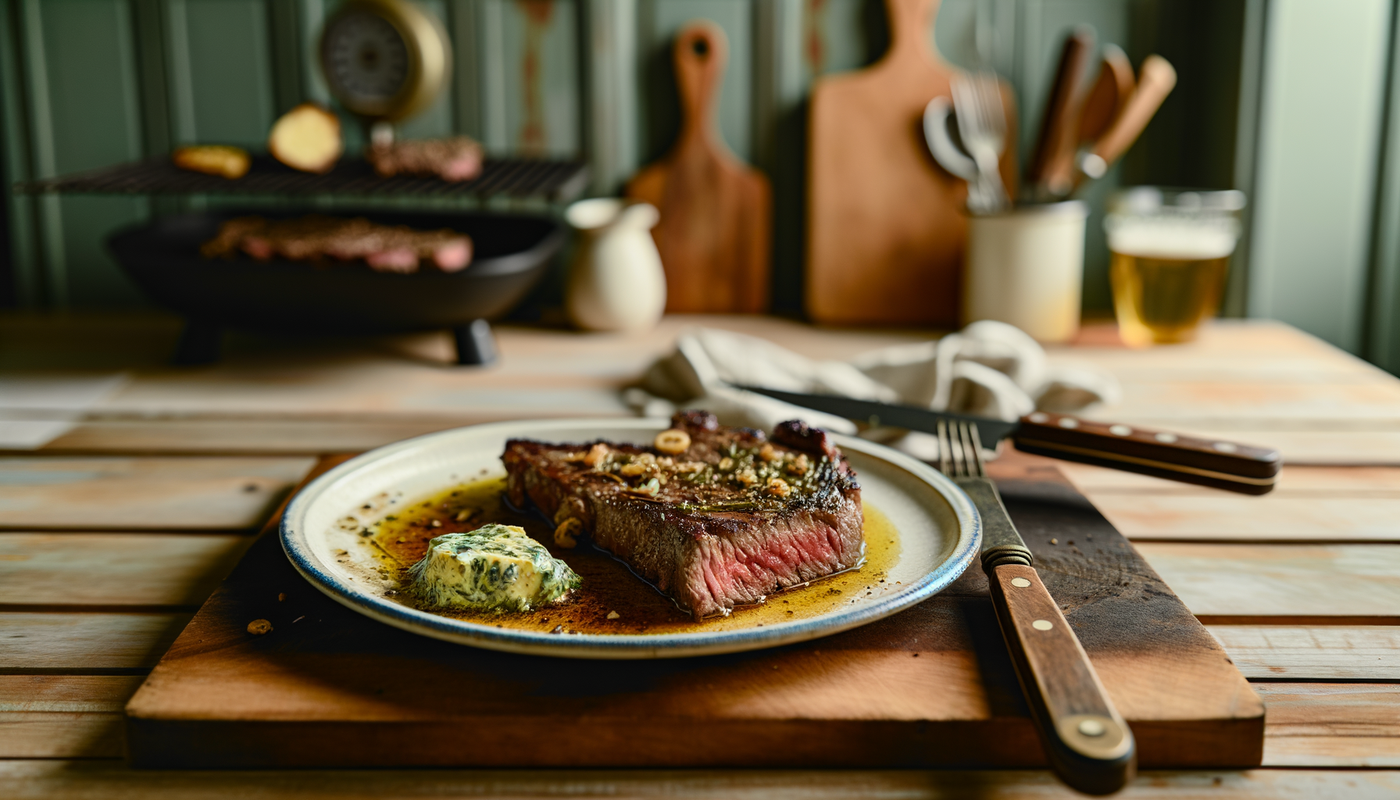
[107,209,565,366]
[19,155,586,366]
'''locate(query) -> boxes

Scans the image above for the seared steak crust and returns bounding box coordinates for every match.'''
[503,411,864,619]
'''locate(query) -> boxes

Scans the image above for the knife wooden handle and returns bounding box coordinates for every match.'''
[989,563,1136,796]
[1011,412,1281,494]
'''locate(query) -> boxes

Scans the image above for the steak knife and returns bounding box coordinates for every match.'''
[735,387,1282,495]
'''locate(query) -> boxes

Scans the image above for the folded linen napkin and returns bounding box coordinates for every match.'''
[628,321,1120,460]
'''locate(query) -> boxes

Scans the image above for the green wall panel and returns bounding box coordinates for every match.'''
[165,0,277,147]
[1248,0,1391,352]
[503,0,580,157]
[578,0,641,194]
[24,0,150,307]
[1,0,1260,322]
[0,0,40,305]
[469,0,579,158]
[810,0,874,77]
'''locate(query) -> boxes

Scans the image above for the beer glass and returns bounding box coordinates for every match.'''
[1105,188,1245,347]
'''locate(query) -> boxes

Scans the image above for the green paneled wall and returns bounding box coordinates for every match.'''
[2,0,1245,317]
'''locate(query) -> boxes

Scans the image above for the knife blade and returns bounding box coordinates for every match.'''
[735,386,1282,494]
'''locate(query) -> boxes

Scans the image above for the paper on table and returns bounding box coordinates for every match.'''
[0,373,129,449]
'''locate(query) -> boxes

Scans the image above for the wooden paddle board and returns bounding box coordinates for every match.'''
[806,0,1015,326]
[626,21,772,313]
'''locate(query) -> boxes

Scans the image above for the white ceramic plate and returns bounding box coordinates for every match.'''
[281,418,980,659]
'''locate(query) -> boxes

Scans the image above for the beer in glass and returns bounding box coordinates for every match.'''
[1105,188,1244,347]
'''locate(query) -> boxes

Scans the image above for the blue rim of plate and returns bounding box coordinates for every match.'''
[280,418,982,659]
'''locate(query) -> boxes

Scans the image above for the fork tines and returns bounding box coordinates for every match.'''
[937,419,986,478]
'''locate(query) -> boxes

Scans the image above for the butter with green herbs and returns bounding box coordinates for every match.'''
[408,524,580,612]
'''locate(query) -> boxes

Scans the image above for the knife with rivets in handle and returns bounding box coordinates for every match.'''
[734,386,1282,495]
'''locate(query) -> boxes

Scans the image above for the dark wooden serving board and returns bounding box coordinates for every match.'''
[125,454,1263,769]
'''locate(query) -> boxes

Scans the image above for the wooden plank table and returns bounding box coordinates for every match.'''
[2,313,1398,796]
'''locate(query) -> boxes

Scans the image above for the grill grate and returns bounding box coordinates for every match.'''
[15,155,590,203]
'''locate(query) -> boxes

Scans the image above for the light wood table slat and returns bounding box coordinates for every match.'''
[41,418,475,455]
[1208,626,1400,681]
[0,677,143,759]
[1136,543,1400,621]
[0,533,250,607]
[0,457,313,530]
[1100,382,1400,424]
[0,713,125,758]
[1088,494,1400,542]
[7,682,1400,766]
[1,762,1399,799]
[2,612,192,672]
[3,315,1398,787]
[1257,684,1400,767]
[0,675,144,711]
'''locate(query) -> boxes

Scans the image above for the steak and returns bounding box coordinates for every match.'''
[367,136,484,182]
[503,411,864,619]
[200,215,472,273]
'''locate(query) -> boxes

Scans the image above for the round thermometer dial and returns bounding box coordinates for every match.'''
[319,0,449,121]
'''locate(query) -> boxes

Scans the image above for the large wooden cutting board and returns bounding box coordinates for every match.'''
[627,22,772,313]
[806,0,1016,326]
[125,452,1262,769]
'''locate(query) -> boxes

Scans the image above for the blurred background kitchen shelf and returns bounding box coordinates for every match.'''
[3,0,1398,373]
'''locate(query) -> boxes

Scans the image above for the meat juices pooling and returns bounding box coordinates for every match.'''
[363,475,901,635]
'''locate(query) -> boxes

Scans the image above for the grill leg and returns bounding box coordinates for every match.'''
[172,320,223,365]
[452,320,497,366]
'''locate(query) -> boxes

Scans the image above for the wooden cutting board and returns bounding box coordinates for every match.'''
[125,452,1262,769]
[626,21,772,313]
[806,0,1016,326]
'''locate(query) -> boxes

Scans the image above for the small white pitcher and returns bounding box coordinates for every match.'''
[564,199,667,332]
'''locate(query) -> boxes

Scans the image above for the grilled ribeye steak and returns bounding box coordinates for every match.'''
[503,411,864,619]
[367,136,484,182]
[200,215,472,273]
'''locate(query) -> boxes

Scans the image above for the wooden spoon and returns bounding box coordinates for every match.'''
[1078,54,1177,184]
[1078,45,1136,144]
[1044,45,1134,197]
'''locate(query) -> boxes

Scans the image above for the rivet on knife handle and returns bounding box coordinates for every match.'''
[989,563,1136,795]
[1011,412,1282,495]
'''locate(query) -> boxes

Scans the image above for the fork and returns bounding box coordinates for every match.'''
[951,72,1010,214]
[937,419,1136,795]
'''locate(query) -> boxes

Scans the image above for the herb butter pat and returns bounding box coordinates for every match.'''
[408,524,580,612]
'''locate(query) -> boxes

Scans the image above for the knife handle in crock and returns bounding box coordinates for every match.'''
[989,563,1136,796]
[1010,412,1282,495]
